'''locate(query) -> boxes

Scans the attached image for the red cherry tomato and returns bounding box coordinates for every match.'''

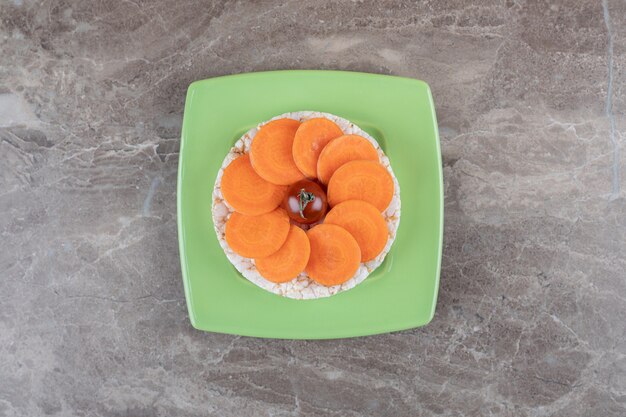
[284,180,327,224]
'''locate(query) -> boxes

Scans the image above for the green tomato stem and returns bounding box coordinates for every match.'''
[298,188,316,219]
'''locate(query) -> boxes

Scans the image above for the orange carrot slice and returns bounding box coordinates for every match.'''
[316,135,379,185]
[305,224,361,286]
[221,154,287,215]
[327,160,394,212]
[225,208,290,258]
[324,200,389,262]
[255,225,311,283]
[250,118,305,185]
[292,118,343,178]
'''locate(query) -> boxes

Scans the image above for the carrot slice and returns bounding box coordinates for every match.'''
[225,208,290,258]
[221,154,287,215]
[324,200,389,262]
[327,160,394,212]
[255,225,311,283]
[316,135,379,185]
[292,118,343,178]
[305,224,361,286]
[250,118,305,185]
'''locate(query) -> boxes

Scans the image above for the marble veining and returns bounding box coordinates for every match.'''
[602,0,620,200]
[0,1,625,416]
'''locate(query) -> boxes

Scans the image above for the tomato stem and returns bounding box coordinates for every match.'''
[298,188,316,219]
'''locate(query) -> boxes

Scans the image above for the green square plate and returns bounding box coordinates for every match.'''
[178,70,442,339]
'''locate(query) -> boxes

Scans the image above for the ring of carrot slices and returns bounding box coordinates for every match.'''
[215,113,399,292]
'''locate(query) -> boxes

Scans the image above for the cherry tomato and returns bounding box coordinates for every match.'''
[284,180,327,224]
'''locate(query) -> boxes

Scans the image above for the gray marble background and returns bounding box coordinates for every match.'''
[1,0,625,416]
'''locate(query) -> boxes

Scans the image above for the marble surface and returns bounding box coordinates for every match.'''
[1,0,625,415]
